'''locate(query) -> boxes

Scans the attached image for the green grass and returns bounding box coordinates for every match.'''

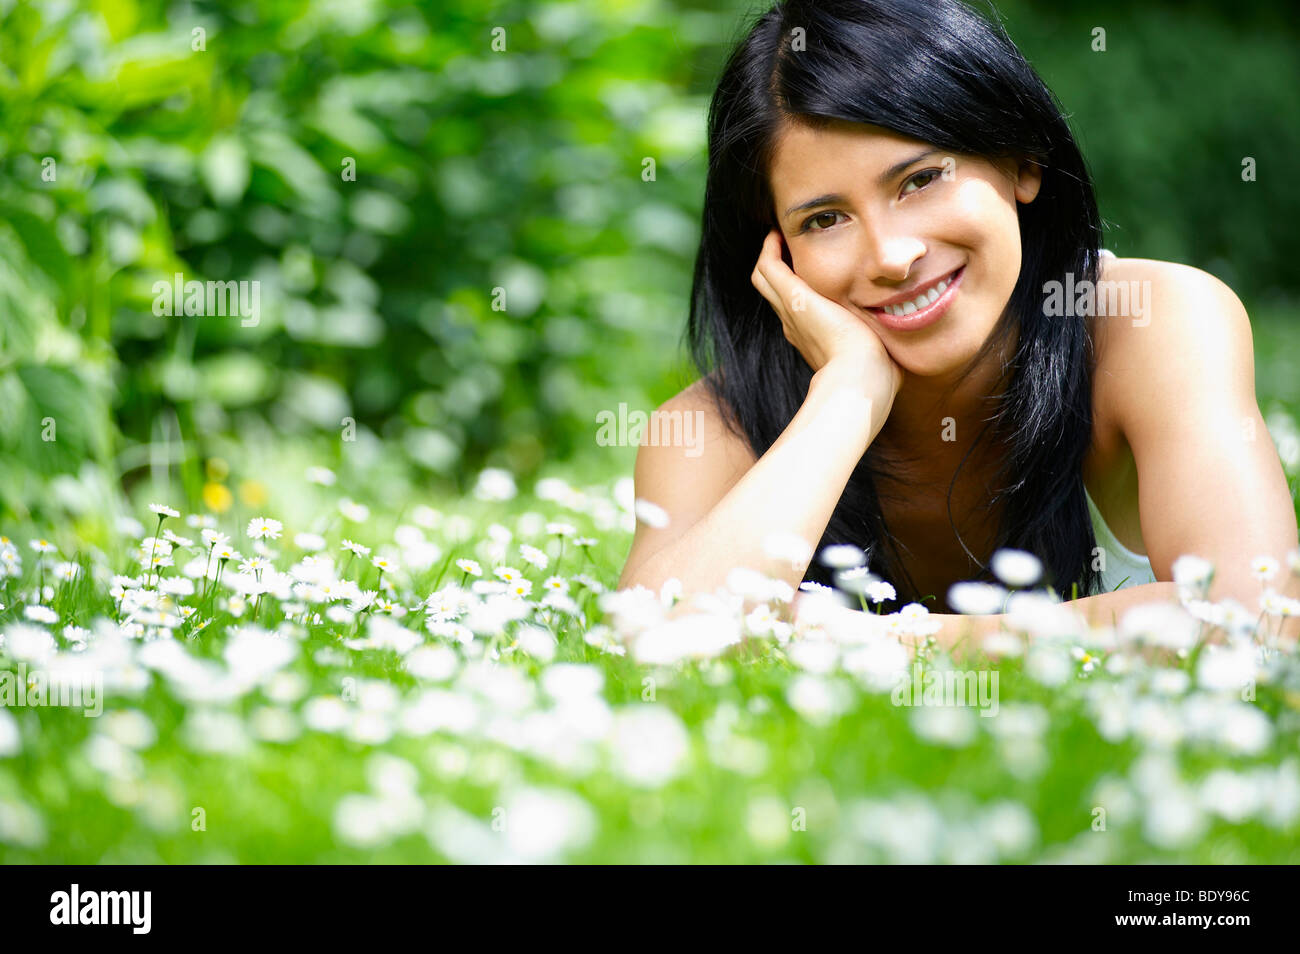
[2,463,1299,864]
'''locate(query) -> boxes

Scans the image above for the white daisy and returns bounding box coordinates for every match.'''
[1172,554,1214,587]
[519,544,549,570]
[23,604,58,624]
[342,539,371,557]
[864,580,896,604]
[247,517,283,540]
[1250,555,1279,583]
[634,498,670,529]
[991,548,1043,588]
[305,466,337,486]
[819,544,866,569]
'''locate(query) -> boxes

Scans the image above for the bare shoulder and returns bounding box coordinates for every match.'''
[640,371,758,480]
[1093,255,1254,441]
[619,372,759,585]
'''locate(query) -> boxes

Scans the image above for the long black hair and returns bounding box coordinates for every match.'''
[687,0,1105,610]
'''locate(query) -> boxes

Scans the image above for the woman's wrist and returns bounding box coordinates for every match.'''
[811,358,897,432]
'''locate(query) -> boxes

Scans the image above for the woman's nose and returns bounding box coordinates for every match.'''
[858,222,926,284]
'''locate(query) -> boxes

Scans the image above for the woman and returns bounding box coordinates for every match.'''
[617,0,1299,643]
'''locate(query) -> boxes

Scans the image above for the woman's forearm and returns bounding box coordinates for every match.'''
[929,579,1299,654]
[923,582,1183,654]
[621,359,893,598]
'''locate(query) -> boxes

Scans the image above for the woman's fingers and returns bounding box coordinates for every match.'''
[753,268,796,345]
[751,265,781,316]
[754,228,799,305]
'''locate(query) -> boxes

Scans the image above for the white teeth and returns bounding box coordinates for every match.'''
[881,273,953,316]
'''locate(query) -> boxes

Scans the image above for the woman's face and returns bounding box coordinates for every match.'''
[767,118,1041,379]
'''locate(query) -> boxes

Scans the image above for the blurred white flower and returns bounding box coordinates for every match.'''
[634,612,741,665]
[910,705,977,748]
[763,531,812,567]
[473,468,517,502]
[991,548,1042,588]
[607,706,690,787]
[786,674,850,726]
[499,786,596,862]
[633,498,669,529]
[305,466,336,486]
[1119,602,1199,651]
[819,543,866,569]
[7,623,55,662]
[294,532,326,552]
[1196,642,1258,693]
[0,709,21,757]
[947,581,1007,615]
[519,544,548,570]
[339,499,371,523]
[1250,555,1279,583]
[864,580,896,604]
[1171,554,1214,588]
[22,605,58,626]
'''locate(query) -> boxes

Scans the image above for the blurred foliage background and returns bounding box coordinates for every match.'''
[1,0,1298,531]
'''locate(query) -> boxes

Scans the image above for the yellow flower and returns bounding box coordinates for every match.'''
[203,482,233,513]
[239,480,268,507]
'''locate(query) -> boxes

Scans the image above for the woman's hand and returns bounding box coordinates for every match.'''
[751,228,904,403]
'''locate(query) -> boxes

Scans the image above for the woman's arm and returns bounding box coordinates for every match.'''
[619,229,904,600]
[800,578,1298,660]
[1095,260,1300,622]
[618,359,890,597]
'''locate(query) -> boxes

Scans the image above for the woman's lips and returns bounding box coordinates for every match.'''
[867,265,965,332]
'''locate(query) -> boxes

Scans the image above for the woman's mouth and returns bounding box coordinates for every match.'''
[867,265,965,332]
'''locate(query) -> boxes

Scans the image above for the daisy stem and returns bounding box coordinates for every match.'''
[201,543,214,601]
[147,514,164,589]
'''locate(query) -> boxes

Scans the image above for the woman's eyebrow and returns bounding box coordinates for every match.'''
[781,149,941,220]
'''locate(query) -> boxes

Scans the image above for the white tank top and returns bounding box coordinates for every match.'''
[1086,248,1155,592]
[1084,486,1155,592]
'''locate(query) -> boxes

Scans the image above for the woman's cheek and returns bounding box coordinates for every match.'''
[789,242,849,300]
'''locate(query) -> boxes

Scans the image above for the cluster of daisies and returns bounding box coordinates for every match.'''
[3,468,1300,862]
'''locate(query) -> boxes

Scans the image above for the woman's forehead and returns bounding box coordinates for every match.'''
[769,119,928,187]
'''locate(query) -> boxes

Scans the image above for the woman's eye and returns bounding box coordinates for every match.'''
[901,168,942,196]
[801,210,842,232]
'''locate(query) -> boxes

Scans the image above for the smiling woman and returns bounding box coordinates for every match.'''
[617,0,1300,632]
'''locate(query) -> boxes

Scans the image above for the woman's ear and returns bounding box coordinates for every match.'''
[1014,159,1043,204]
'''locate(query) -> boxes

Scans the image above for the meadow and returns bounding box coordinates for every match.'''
[3,0,1300,864]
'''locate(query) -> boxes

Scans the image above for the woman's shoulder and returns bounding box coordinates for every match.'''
[1093,254,1250,360]
[649,371,758,466]
[1092,254,1253,436]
